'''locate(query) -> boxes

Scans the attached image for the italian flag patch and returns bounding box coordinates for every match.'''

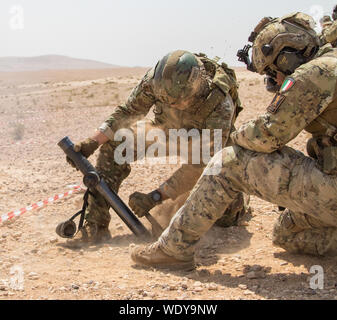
[280,78,295,93]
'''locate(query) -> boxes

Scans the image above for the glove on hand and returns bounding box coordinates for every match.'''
[66,138,99,168]
[129,192,160,217]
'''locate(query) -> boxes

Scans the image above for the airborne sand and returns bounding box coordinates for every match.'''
[0,67,335,300]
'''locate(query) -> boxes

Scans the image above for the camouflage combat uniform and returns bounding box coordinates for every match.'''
[86,51,246,228]
[155,43,337,260]
[321,19,337,48]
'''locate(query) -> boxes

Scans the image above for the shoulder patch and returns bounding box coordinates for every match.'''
[267,93,286,114]
[280,78,295,93]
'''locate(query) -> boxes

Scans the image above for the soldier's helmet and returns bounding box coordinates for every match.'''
[333,5,337,21]
[152,50,209,110]
[251,12,319,77]
[320,15,333,28]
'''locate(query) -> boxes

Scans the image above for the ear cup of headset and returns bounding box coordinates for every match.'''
[275,50,306,75]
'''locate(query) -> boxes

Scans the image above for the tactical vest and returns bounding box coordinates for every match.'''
[153,54,241,131]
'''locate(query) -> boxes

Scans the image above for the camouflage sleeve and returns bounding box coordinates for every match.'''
[231,56,337,153]
[99,68,156,140]
[324,21,337,44]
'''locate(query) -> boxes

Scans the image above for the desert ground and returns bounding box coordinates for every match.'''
[0,66,336,301]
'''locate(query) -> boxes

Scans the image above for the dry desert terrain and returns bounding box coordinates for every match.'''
[0,66,336,300]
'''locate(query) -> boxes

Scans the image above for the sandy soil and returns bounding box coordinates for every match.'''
[0,66,336,301]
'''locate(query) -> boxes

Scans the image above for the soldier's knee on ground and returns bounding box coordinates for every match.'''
[274,227,337,256]
[273,210,337,256]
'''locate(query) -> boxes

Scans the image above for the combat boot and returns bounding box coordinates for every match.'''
[65,222,112,248]
[131,242,195,271]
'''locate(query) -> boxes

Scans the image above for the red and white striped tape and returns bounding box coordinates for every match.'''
[0,117,45,126]
[0,185,83,224]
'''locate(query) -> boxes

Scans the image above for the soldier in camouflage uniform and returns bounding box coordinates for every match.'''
[320,15,332,30]
[320,13,337,48]
[60,50,249,244]
[131,12,337,270]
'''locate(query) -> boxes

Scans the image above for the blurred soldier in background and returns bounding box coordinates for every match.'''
[320,15,333,30]
[320,8,337,47]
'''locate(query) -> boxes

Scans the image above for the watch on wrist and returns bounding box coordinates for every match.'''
[150,190,162,203]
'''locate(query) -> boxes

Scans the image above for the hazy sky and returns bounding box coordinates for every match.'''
[1,0,336,67]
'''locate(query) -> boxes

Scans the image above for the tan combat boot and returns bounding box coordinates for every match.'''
[65,222,112,248]
[131,242,195,271]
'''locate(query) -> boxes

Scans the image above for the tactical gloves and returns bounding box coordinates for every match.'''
[129,191,162,217]
[66,138,99,168]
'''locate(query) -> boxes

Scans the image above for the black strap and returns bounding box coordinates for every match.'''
[69,189,94,234]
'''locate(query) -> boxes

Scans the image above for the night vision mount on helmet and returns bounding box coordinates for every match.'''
[237,17,274,74]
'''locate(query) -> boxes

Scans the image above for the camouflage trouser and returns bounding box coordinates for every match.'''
[158,145,337,261]
[85,139,132,227]
[273,209,337,256]
[214,192,249,227]
[85,120,246,228]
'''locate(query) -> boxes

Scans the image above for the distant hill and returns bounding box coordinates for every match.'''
[0,55,119,72]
